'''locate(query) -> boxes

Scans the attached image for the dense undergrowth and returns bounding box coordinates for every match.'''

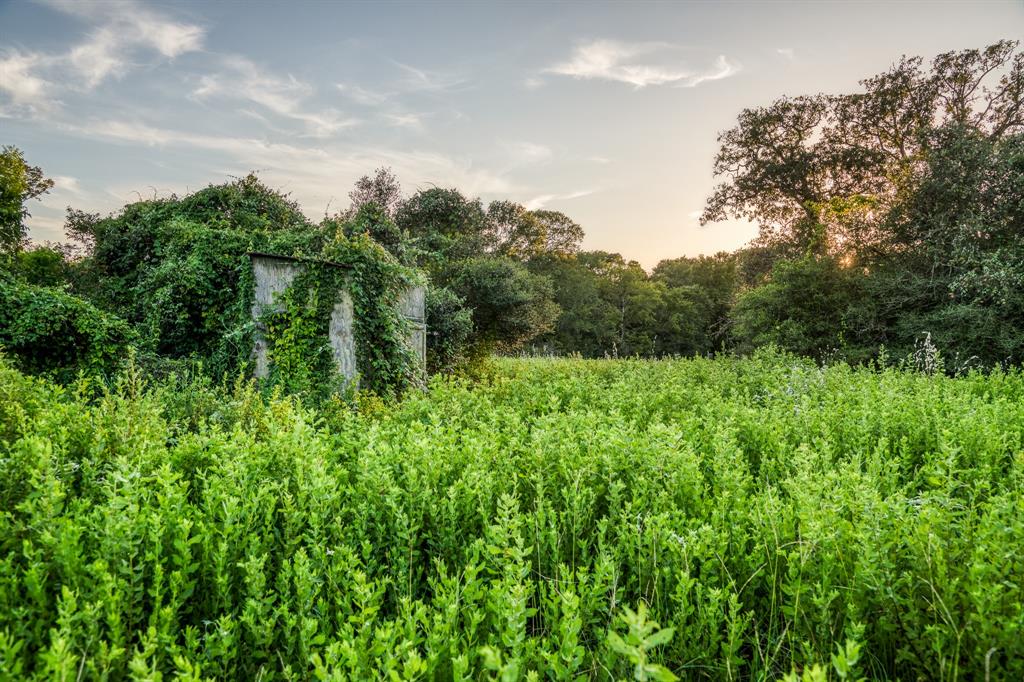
[0,351,1021,680]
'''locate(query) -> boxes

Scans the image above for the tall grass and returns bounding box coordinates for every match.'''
[0,350,1021,680]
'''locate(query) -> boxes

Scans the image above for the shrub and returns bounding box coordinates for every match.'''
[425,285,473,373]
[0,277,135,381]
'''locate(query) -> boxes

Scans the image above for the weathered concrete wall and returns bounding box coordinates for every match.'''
[250,253,425,386]
[399,285,427,379]
[250,256,304,380]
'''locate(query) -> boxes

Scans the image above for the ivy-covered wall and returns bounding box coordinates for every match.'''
[250,252,425,395]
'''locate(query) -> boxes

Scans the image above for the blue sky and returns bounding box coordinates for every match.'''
[2,0,1021,268]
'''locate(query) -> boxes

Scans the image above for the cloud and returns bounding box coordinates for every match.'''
[41,0,204,57]
[776,48,796,61]
[51,175,85,196]
[393,61,468,93]
[192,57,356,137]
[65,118,517,211]
[337,62,467,105]
[523,76,545,90]
[382,112,425,129]
[336,82,391,106]
[503,141,553,165]
[0,0,204,112]
[524,189,594,211]
[545,40,740,89]
[0,52,54,113]
[680,55,740,88]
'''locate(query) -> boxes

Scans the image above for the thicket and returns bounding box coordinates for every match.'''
[54,177,426,397]
[0,351,1021,680]
[0,275,134,382]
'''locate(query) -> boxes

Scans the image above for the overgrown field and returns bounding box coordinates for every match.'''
[1,353,1022,681]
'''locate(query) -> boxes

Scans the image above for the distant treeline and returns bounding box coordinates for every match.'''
[1,39,1022,387]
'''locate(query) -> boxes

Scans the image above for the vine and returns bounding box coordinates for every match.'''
[259,231,423,401]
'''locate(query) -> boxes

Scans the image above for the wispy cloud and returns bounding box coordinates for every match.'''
[382,112,425,130]
[776,47,796,62]
[40,0,204,58]
[0,0,204,113]
[524,189,594,211]
[336,82,391,106]
[337,60,467,105]
[192,56,356,138]
[0,52,54,112]
[545,40,740,89]
[503,141,553,165]
[63,118,516,208]
[393,61,468,93]
[51,175,85,196]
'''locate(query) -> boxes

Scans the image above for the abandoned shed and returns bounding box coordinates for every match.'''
[249,252,426,385]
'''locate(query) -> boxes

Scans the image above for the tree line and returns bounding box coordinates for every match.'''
[1,39,1022,385]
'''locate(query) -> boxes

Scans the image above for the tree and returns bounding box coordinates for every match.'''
[702,40,1024,365]
[15,244,71,287]
[339,203,410,265]
[865,125,1024,363]
[70,175,321,363]
[449,257,559,352]
[396,187,489,272]
[0,146,54,254]
[563,252,664,357]
[484,201,584,260]
[729,256,864,361]
[703,40,1023,259]
[527,253,620,356]
[347,167,403,219]
[425,285,473,373]
[531,210,585,256]
[651,253,738,352]
[701,95,886,256]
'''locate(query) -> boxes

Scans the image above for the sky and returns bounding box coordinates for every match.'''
[2,1,1022,268]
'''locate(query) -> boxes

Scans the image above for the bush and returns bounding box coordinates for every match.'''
[450,256,560,352]
[730,256,865,361]
[0,277,135,381]
[425,285,473,373]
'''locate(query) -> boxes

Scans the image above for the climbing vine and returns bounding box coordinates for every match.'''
[259,231,423,401]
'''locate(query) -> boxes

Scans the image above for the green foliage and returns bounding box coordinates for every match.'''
[485,201,584,260]
[60,175,424,396]
[606,604,678,681]
[425,285,473,374]
[1,352,1022,679]
[254,231,423,400]
[450,256,559,352]
[729,256,863,361]
[11,244,72,287]
[75,175,322,373]
[396,187,488,270]
[698,41,1024,366]
[0,277,135,382]
[339,202,410,264]
[321,229,423,394]
[529,251,735,359]
[0,146,54,255]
